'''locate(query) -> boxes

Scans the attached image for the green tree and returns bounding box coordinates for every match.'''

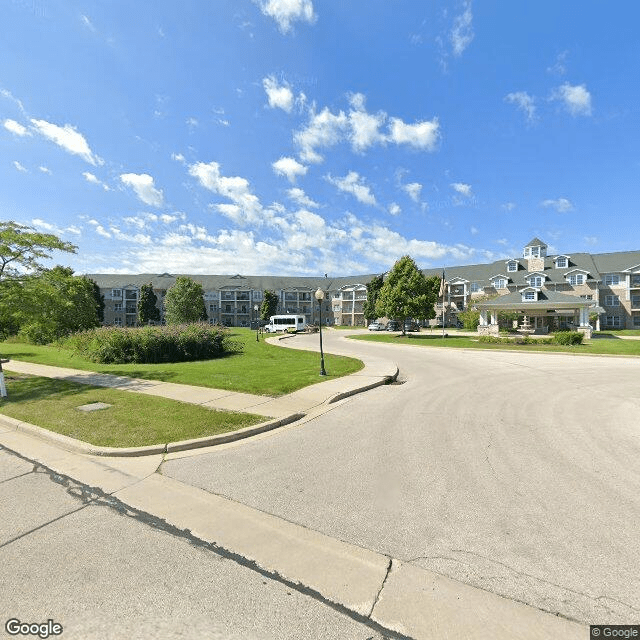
[363,274,384,322]
[89,279,105,323]
[13,267,101,344]
[164,276,207,325]
[260,289,279,321]
[375,256,438,335]
[0,221,77,280]
[137,283,161,325]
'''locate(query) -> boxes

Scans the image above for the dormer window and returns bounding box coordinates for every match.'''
[527,274,544,287]
[523,290,537,301]
[507,260,518,272]
[555,256,569,269]
[568,274,585,285]
[492,277,507,289]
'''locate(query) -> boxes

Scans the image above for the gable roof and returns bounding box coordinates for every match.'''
[525,237,546,247]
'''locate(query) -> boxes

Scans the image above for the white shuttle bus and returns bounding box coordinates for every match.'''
[264,315,307,333]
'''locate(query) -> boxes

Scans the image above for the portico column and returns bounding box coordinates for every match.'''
[480,309,488,326]
[490,310,498,325]
[579,306,589,327]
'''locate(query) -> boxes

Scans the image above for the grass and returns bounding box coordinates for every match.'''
[350,332,640,356]
[594,329,640,336]
[0,328,363,396]
[0,374,264,448]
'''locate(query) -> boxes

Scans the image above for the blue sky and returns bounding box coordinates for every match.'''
[1,0,639,276]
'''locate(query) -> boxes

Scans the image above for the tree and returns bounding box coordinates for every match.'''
[0,221,77,280]
[12,267,101,344]
[363,274,384,322]
[375,256,438,335]
[164,276,207,325]
[137,283,161,325]
[89,279,105,323]
[260,290,279,321]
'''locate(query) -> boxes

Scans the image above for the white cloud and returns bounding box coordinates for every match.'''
[189,161,264,225]
[287,187,319,209]
[80,14,96,32]
[387,117,439,150]
[30,119,103,165]
[272,156,308,182]
[88,219,112,238]
[39,166,52,174]
[327,171,377,206]
[501,202,516,211]
[554,83,592,116]
[294,96,440,161]
[470,226,479,235]
[402,182,422,202]
[348,93,386,152]
[450,1,474,57]
[294,106,349,163]
[171,152,185,163]
[83,172,110,191]
[505,91,537,122]
[263,75,295,112]
[186,117,199,128]
[3,119,30,136]
[31,218,81,236]
[542,197,574,213]
[547,51,568,76]
[584,236,598,246]
[496,238,509,246]
[451,182,472,197]
[388,203,401,216]
[120,173,164,207]
[13,161,27,173]
[254,0,316,33]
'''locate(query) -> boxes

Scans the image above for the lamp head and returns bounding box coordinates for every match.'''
[314,288,325,301]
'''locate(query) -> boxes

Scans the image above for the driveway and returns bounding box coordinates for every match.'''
[163,330,640,625]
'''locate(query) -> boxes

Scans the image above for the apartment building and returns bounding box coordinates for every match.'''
[88,238,640,332]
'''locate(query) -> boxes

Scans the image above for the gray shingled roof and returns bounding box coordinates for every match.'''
[525,237,547,248]
[476,289,593,309]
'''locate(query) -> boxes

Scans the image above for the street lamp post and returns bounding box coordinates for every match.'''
[314,288,327,376]
[254,304,259,341]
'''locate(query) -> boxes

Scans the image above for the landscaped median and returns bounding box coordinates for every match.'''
[349,331,640,356]
[0,328,363,395]
[0,373,269,454]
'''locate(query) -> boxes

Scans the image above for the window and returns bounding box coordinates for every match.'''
[632,296,640,308]
[125,290,137,300]
[605,316,621,327]
[114,302,123,312]
[634,316,640,327]
[632,275,640,286]
[604,274,620,286]
[528,276,542,287]
[114,317,122,326]
[580,295,593,300]
[568,274,585,286]
[225,304,232,313]
[470,282,481,293]
[523,291,536,300]
[111,289,122,298]
[493,278,506,289]
[605,295,620,307]
[209,304,217,313]
[555,256,567,268]
[507,261,518,272]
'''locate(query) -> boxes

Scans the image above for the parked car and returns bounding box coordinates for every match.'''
[368,322,385,331]
[404,321,420,332]
[386,320,400,331]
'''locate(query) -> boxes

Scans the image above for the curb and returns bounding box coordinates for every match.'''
[0,412,305,458]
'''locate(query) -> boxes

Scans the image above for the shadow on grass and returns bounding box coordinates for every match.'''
[1,376,98,404]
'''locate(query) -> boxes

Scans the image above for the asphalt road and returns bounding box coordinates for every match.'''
[163,331,640,625]
[0,446,392,640]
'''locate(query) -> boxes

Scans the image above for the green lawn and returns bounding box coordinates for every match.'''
[0,329,363,396]
[0,374,264,447]
[350,332,640,356]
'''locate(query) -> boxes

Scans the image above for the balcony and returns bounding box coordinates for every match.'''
[236,292,250,301]
[632,297,640,310]
[221,292,235,300]
[631,278,640,290]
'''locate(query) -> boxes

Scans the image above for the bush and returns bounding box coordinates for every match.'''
[66,323,239,364]
[553,331,583,345]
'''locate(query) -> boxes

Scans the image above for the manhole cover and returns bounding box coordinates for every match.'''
[76,402,113,412]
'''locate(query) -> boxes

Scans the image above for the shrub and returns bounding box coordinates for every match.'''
[553,331,583,345]
[66,323,239,364]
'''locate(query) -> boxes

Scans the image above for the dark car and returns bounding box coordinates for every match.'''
[403,321,420,332]
[386,320,400,331]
